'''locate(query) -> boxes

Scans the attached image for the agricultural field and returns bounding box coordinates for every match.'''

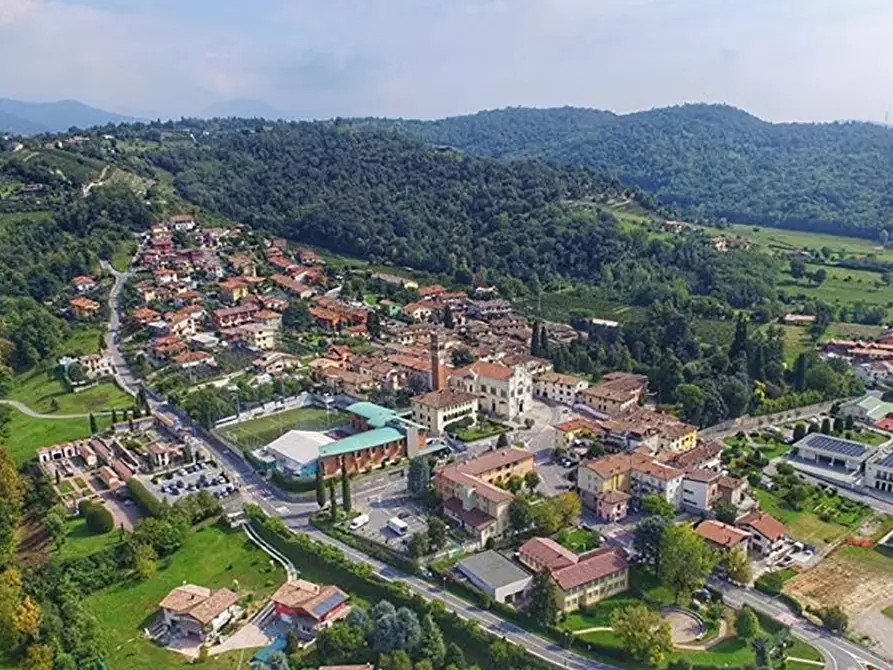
[713,223,893,263]
[220,406,347,450]
[786,542,893,659]
[779,264,893,308]
[86,523,284,670]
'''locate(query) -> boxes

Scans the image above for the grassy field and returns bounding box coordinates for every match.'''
[753,488,855,547]
[822,322,886,341]
[86,523,284,670]
[774,325,813,365]
[59,326,105,357]
[4,409,111,465]
[221,407,347,449]
[110,239,138,272]
[556,527,601,554]
[779,265,893,308]
[59,517,121,560]
[8,368,133,415]
[714,223,893,262]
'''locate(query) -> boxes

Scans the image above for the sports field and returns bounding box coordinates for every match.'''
[221,406,347,449]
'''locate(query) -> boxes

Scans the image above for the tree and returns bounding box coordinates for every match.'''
[111,408,118,423]
[554,492,582,527]
[819,605,848,633]
[419,613,446,666]
[508,497,532,534]
[444,642,466,669]
[407,457,431,498]
[341,461,352,513]
[367,311,382,339]
[426,517,447,552]
[727,546,753,585]
[729,313,749,361]
[395,607,423,651]
[316,622,365,663]
[667,660,693,670]
[676,382,707,425]
[442,306,455,330]
[409,532,429,559]
[0,448,23,561]
[23,644,53,670]
[641,494,675,519]
[714,500,739,525]
[784,484,808,510]
[329,479,338,521]
[266,651,290,670]
[372,601,399,653]
[44,504,67,552]
[89,412,98,435]
[528,571,559,626]
[790,258,806,279]
[15,596,41,640]
[633,516,669,570]
[659,524,717,602]
[495,433,509,449]
[285,629,301,655]
[81,501,114,534]
[792,423,806,442]
[137,387,149,411]
[450,346,473,367]
[390,650,413,670]
[820,417,831,434]
[736,605,759,640]
[524,470,540,492]
[611,603,673,667]
[845,414,854,431]
[792,353,808,392]
[813,268,828,285]
[133,542,158,580]
[316,465,327,508]
[505,474,523,493]
[833,416,844,433]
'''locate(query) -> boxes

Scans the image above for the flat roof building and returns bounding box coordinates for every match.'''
[792,432,875,472]
[456,550,532,604]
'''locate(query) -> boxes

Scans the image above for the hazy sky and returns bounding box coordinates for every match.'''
[1,0,892,122]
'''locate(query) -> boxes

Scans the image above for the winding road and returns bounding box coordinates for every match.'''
[99,249,890,670]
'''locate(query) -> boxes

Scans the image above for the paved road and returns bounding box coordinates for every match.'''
[101,266,886,669]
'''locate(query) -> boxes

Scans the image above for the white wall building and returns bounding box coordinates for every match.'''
[448,360,532,421]
[410,388,479,436]
[534,371,589,405]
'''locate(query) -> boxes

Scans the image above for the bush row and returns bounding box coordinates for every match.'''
[126,478,164,517]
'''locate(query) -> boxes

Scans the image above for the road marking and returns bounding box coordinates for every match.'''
[276,506,288,514]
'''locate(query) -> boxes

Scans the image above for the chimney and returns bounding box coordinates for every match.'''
[429,331,445,391]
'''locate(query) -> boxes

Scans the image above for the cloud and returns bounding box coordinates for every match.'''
[1,0,892,121]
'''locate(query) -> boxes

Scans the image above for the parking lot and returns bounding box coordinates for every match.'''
[350,493,428,553]
[146,461,238,504]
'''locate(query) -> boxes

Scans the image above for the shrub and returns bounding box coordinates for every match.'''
[126,478,165,517]
[82,502,114,535]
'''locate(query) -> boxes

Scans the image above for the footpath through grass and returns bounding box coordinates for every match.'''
[86,523,284,670]
[4,409,111,465]
[221,407,347,449]
[8,368,133,415]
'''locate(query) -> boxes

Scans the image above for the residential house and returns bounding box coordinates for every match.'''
[253,351,302,375]
[840,393,893,425]
[270,579,350,640]
[410,388,479,436]
[695,520,750,554]
[154,267,178,285]
[680,469,721,513]
[219,278,250,303]
[77,354,114,380]
[213,304,259,329]
[577,452,684,519]
[435,447,535,544]
[534,371,589,405]
[174,351,216,369]
[783,313,817,326]
[70,297,100,318]
[72,275,97,293]
[158,585,239,642]
[577,372,647,417]
[659,441,724,471]
[271,274,314,299]
[168,213,196,231]
[738,511,787,556]
[717,476,748,508]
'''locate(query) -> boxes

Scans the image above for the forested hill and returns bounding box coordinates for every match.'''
[366,105,893,237]
[145,120,773,307]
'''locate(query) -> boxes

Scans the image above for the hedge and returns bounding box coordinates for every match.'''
[271,469,317,493]
[78,500,114,535]
[126,478,164,517]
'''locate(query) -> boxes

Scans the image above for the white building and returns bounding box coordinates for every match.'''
[855,361,893,387]
[865,452,893,494]
[737,511,787,556]
[262,430,334,478]
[534,371,589,405]
[680,469,721,512]
[456,550,533,605]
[792,432,875,472]
[410,388,479,436]
[447,360,532,421]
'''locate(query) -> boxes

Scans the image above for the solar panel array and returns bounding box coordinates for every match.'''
[310,591,347,618]
[874,452,893,469]
[804,434,869,458]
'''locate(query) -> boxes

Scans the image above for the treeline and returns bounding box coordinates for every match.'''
[367,104,893,237]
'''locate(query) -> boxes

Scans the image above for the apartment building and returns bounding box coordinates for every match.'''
[534,371,589,405]
[866,452,893,493]
[577,372,647,417]
[410,388,479,436]
[577,452,684,519]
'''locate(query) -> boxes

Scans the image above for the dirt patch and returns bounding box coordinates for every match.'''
[662,608,705,645]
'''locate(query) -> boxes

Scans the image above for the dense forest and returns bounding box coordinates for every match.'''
[144,121,777,311]
[366,104,893,237]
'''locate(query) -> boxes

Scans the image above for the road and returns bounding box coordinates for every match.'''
[100,267,886,669]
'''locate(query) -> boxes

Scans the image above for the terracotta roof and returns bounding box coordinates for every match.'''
[443,497,497,529]
[537,371,587,386]
[554,417,606,435]
[174,351,213,365]
[695,520,750,549]
[519,537,578,571]
[159,585,239,626]
[458,447,533,476]
[660,441,724,470]
[684,468,722,484]
[70,297,99,311]
[270,580,348,621]
[550,547,628,591]
[599,489,630,504]
[412,388,478,409]
[738,511,786,542]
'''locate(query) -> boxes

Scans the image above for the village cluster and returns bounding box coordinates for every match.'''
[39,212,893,668]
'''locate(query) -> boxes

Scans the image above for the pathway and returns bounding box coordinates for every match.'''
[82,164,110,197]
[0,398,111,419]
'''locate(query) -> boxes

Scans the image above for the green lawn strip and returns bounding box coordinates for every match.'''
[455,419,509,442]
[110,240,138,271]
[57,480,74,494]
[59,517,121,560]
[718,223,893,264]
[221,407,347,449]
[86,523,284,670]
[556,527,601,553]
[787,637,825,662]
[562,593,643,631]
[5,410,111,465]
[9,368,133,415]
[59,326,106,356]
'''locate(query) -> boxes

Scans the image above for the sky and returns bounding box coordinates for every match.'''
[1,0,892,122]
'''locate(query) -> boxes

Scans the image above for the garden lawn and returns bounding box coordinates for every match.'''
[787,637,824,662]
[455,419,509,442]
[59,517,121,560]
[753,489,852,547]
[562,593,643,631]
[557,527,601,554]
[221,407,347,449]
[9,368,133,415]
[59,326,105,356]
[4,409,111,465]
[86,523,284,670]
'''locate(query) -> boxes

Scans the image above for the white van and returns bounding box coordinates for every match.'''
[349,513,370,530]
[387,517,409,535]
